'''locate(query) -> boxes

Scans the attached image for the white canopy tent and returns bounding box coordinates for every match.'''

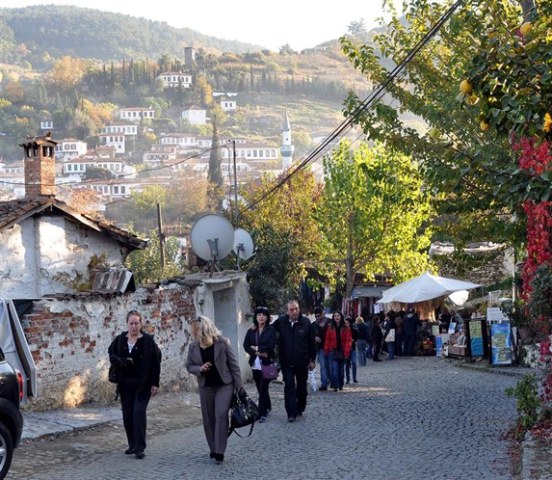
[376,271,481,305]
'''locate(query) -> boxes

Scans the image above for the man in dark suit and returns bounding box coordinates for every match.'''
[273,300,316,422]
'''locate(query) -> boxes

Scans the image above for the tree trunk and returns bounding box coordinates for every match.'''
[345,212,355,298]
[520,0,536,21]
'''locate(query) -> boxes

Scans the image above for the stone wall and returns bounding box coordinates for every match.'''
[17,271,251,411]
[21,282,198,411]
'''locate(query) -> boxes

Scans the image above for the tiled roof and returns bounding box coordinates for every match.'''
[0,197,146,251]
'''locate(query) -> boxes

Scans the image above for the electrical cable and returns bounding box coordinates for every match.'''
[240,0,465,216]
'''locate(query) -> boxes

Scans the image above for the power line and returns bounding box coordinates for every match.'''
[0,146,217,189]
[240,0,465,216]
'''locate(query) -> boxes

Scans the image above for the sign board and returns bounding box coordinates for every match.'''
[487,307,508,322]
[435,334,449,357]
[469,320,484,357]
[490,322,512,365]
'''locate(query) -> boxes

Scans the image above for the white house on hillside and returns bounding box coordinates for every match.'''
[101,123,138,136]
[61,156,126,177]
[119,107,155,122]
[99,133,125,155]
[54,139,88,162]
[182,107,207,125]
[157,72,193,89]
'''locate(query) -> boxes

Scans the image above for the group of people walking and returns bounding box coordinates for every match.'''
[108,302,420,465]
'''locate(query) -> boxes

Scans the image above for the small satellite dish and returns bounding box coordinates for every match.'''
[190,214,235,262]
[233,228,255,260]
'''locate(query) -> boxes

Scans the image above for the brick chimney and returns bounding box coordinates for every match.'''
[19,132,57,198]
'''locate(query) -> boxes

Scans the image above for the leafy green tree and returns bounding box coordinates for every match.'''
[240,169,323,310]
[125,185,167,233]
[340,0,523,250]
[246,224,302,314]
[83,166,114,181]
[125,229,184,284]
[315,141,433,296]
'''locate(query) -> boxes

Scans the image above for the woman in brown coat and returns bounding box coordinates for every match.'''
[186,315,243,464]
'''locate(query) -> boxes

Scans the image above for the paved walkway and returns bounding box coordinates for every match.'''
[9,356,546,479]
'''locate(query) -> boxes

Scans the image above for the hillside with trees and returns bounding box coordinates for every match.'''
[0,7,375,162]
[0,5,264,66]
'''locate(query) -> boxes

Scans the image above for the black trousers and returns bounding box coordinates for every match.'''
[252,369,272,417]
[373,342,382,361]
[281,365,308,418]
[119,377,151,452]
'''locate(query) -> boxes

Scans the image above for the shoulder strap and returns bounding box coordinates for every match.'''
[228,423,255,438]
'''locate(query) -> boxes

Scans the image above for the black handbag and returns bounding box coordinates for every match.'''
[108,364,119,383]
[228,389,260,437]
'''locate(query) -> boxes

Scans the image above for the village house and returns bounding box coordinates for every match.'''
[181,106,207,125]
[0,133,146,299]
[156,72,193,89]
[142,145,178,166]
[61,155,127,177]
[213,91,237,112]
[101,122,138,136]
[119,107,155,122]
[54,138,88,162]
[40,119,54,131]
[0,133,253,410]
[99,132,125,155]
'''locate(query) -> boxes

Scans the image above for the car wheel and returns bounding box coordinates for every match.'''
[0,421,14,480]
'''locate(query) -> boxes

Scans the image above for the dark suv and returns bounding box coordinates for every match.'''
[0,348,23,479]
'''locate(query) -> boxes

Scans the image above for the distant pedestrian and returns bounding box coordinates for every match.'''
[186,315,243,464]
[403,308,421,356]
[323,311,352,391]
[243,306,276,423]
[311,306,330,390]
[345,317,358,384]
[371,315,383,362]
[272,300,316,422]
[108,310,161,460]
[383,314,397,360]
[355,316,370,366]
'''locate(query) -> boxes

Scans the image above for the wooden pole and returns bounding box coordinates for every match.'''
[157,203,165,269]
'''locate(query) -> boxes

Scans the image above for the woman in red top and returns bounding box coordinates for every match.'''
[323,311,352,391]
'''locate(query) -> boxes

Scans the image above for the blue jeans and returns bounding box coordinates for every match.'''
[356,339,368,366]
[330,352,345,389]
[317,350,330,388]
[386,341,395,360]
[346,350,357,382]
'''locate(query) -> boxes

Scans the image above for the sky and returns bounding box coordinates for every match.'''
[0,0,406,51]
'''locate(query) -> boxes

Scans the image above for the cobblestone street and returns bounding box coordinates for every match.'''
[7,357,521,480]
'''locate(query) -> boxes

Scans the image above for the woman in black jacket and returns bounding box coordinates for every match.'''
[243,306,276,423]
[371,315,383,362]
[108,310,161,459]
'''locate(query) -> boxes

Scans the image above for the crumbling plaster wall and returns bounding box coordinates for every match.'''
[21,282,196,411]
[20,272,252,411]
[0,216,128,299]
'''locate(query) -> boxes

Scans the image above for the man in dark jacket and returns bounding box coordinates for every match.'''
[311,306,329,390]
[403,308,421,356]
[273,300,316,422]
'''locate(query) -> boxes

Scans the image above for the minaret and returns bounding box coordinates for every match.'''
[280,109,294,170]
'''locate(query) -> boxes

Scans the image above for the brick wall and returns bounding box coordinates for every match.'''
[21,282,198,411]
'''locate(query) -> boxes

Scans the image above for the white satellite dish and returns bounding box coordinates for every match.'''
[190,214,235,263]
[233,228,255,260]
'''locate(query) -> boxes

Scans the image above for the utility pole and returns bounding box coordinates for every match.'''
[157,203,165,269]
[232,140,238,222]
[520,0,536,21]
